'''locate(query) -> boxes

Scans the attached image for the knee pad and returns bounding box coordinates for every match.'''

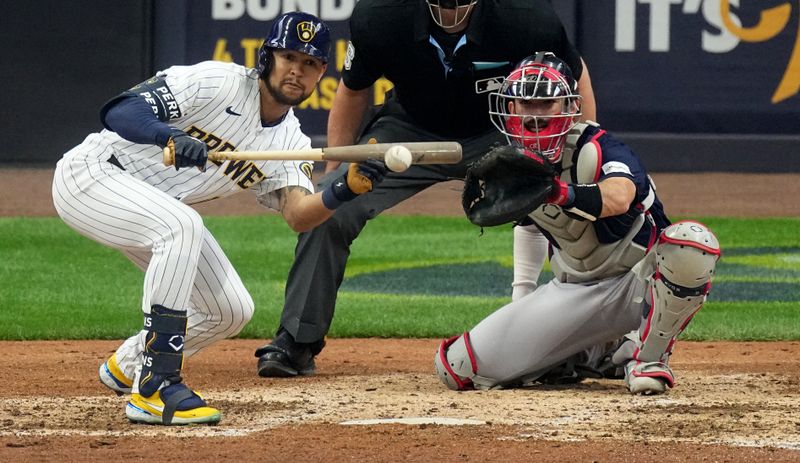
[138,304,187,397]
[657,221,719,288]
[434,333,498,390]
[637,221,721,362]
[434,333,476,390]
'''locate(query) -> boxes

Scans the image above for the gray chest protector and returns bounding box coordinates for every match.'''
[529,122,655,283]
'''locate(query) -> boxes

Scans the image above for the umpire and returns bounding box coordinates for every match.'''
[255,0,597,377]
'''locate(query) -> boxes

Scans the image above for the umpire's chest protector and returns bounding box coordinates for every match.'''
[529,123,649,283]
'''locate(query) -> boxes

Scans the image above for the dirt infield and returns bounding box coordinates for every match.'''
[2,168,800,461]
[1,340,799,462]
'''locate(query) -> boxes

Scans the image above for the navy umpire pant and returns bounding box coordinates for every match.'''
[281,105,505,343]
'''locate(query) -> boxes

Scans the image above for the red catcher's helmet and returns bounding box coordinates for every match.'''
[488,52,582,163]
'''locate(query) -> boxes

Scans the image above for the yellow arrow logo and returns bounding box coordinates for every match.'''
[721,1,799,103]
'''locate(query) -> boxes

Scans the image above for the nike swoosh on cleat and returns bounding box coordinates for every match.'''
[138,400,164,413]
[225,106,242,116]
[104,365,128,388]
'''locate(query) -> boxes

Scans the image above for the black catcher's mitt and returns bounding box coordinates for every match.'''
[462,145,555,227]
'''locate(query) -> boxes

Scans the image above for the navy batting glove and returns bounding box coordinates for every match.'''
[165,129,208,171]
[322,159,388,209]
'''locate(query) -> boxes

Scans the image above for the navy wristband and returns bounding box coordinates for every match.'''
[322,186,344,210]
[564,183,603,221]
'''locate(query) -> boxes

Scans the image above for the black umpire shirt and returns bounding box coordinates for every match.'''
[342,0,583,138]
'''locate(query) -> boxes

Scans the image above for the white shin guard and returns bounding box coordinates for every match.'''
[626,221,721,392]
[638,221,721,361]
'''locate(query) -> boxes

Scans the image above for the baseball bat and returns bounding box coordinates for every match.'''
[163,141,462,166]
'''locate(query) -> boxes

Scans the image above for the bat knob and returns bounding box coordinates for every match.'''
[163,145,175,166]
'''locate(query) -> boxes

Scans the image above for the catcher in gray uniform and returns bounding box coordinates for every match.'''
[436,52,721,395]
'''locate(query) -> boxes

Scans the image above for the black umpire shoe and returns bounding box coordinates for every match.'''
[254,328,325,377]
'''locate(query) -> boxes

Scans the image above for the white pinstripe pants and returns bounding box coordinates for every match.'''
[52,153,254,379]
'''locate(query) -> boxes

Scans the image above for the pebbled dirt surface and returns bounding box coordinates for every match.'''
[0,339,798,462]
[2,168,799,462]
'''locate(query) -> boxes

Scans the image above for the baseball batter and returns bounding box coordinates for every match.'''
[51,12,387,425]
[438,53,721,394]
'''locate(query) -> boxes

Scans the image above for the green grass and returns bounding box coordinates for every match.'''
[0,216,798,341]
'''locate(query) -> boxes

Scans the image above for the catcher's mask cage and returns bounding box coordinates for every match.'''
[489,53,582,163]
[257,12,331,78]
[426,0,477,28]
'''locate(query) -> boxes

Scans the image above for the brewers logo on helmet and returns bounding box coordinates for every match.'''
[297,21,316,42]
[257,12,331,77]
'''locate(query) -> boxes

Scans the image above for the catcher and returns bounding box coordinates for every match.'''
[437,52,721,394]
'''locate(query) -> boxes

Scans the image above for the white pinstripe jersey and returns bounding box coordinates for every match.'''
[65,61,315,210]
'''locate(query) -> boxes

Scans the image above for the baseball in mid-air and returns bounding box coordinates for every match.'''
[384,145,413,172]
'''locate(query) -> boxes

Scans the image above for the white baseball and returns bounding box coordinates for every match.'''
[384,145,413,172]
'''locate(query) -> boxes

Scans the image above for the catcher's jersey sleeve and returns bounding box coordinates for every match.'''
[590,132,650,205]
[574,127,670,245]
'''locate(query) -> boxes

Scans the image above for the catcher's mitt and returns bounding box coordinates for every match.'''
[462,145,555,227]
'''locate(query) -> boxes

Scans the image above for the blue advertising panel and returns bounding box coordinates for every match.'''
[154,0,799,140]
[157,0,391,143]
[576,0,800,135]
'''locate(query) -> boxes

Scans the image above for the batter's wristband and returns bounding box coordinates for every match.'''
[322,180,358,209]
[321,186,344,210]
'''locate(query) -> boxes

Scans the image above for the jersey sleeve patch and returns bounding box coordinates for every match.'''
[126,76,182,121]
[299,161,313,179]
[344,41,355,71]
[601,161,632,177]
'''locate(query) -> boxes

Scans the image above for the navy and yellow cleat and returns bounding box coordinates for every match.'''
[98,354,133,396]
[125,383,221,425]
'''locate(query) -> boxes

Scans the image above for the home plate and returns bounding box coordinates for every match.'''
[340,417,486,426]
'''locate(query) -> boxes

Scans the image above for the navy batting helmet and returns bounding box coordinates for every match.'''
[257,12,331,77]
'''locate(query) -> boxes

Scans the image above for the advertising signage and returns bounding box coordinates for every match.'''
[172,1,799,137]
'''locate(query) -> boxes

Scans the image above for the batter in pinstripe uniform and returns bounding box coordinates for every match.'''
[51,12,387,426]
